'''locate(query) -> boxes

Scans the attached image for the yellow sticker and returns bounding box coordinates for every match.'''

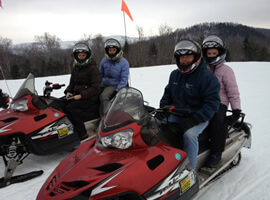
[58,127,69,137]
[180,177,191,193]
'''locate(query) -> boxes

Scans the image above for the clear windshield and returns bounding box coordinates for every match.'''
[13,73,36,101]
[104,87,148,128]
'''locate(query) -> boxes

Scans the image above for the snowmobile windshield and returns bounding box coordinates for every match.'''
[104,87,148,128]
[13,73,36,101]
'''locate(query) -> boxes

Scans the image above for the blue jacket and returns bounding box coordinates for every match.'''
[99,57,130,91]
[160,60,220,122]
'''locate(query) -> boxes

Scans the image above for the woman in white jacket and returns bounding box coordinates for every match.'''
[202,35,241,167]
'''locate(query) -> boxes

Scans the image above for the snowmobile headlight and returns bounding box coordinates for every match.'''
[11,99,28,112]
[100,129,134,149]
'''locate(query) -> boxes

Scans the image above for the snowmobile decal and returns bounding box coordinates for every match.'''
[31,122,73,140]
[0,121,17,133]
[91,169,124,197]
[148,168,195,200]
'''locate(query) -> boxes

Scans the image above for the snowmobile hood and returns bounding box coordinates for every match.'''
[37,138,188,199]
[0,101,65,136]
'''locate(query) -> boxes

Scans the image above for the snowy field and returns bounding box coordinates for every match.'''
[0,62,270,200]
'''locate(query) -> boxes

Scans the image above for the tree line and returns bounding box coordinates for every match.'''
[1,22,270,80]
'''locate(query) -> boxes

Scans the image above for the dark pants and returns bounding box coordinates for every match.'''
[208,104,228,154]
[64,99,99,138]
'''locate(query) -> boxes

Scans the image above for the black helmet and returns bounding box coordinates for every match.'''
[202,35,226,66]
[174,39,202,74]
[72,43,92,66]
[104,38,122,61]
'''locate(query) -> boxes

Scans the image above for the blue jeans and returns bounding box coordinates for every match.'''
[158,115,208,168]
[183,121,208,168]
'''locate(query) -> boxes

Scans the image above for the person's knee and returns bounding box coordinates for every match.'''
[183,129,197,142]
[99,92,109,101]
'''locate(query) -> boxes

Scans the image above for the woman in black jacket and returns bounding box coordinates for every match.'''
[64,43,100,140]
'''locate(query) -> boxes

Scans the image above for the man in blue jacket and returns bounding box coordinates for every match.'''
[158,39,220,168]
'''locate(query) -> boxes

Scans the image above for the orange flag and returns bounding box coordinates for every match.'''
[121,0,133,21]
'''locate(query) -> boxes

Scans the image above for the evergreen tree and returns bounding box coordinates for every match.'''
[148,42,158,57]
[123,40,129,59]
[21,60,32,78]
[243,37,260,61]
[10,64,20,79]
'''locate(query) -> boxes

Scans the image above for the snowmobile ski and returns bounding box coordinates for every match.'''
[0,170,43,188]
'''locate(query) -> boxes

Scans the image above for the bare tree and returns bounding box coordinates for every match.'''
[33,32,62,61]
[158,23,173,36]
[91,34,105,65]
[79,34,92,45]
[0,37,13,78]
[136,25,144,41]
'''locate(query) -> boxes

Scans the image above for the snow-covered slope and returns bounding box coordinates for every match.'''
[0,62,269,200]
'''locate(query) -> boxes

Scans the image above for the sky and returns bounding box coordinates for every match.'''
[0,61,270,199]
[0,0,270,44]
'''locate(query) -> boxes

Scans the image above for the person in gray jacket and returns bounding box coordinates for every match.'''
[202,35,241,167]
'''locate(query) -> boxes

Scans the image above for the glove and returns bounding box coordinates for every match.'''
[155,105,174,120]
[162,105,175,113]
[155,111,167,120]
[176,114,203,134]
[226,109,241,126]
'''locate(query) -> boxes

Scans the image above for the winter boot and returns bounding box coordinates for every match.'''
[206,153,222,168]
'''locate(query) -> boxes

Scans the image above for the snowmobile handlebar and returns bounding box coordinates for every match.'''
[43,81,65,97]
[155,106,192,117]
[52,84,65,90]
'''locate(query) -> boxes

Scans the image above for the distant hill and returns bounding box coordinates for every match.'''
[174,22,270,42]
[11,35,139,50]
[170,22,270,61]
[3,22,270,79]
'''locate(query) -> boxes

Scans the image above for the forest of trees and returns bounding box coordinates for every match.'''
[0,22,270,80]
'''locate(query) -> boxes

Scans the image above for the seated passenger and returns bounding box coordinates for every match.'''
[99,38,130,116]
[64,43,100,140]
[202,35,241,167]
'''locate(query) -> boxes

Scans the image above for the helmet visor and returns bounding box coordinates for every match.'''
[202,35,224,49]
[174,40,198,55]
[73,43,90,53]
[105,39,121,49]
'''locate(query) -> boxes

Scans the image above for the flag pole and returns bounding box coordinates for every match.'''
[122,12,127,43]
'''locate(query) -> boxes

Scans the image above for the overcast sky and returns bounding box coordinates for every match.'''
[1,0,270,44]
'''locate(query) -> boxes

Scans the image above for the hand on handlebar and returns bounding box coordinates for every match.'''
[66,93,82,100]
[66,92,72,100]
[155,105,175,120]
[73,94,82,100]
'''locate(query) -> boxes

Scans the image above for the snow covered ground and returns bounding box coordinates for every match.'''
[0,62,269,200]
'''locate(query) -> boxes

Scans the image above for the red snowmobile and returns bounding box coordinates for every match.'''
[0,73,83,188]
[37,87,251,200]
